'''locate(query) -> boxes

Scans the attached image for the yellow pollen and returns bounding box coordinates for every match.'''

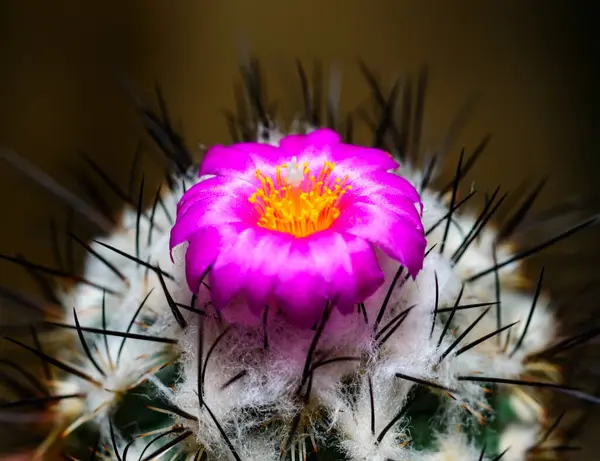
[248,159,352,237]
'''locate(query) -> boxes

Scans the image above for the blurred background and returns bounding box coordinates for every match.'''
[0,0,598,459]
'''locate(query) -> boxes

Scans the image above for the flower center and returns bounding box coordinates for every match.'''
[248,157,352,237]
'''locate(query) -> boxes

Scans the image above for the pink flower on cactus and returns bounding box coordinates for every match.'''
[170,128,426,327]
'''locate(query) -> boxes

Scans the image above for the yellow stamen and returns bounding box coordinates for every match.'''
[248,159,352,237]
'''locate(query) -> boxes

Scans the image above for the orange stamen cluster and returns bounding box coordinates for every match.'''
[248,158,352,237]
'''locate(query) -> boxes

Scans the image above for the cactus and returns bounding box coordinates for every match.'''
[1,60,598,461]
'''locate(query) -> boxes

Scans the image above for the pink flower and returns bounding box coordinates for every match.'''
[170,128,426,327]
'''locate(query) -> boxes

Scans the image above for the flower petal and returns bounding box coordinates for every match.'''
[200,226,295,315]
[303,128,342,148]
[203,228,386,324]
[345,192,424,231]
[279,128,342,172]
[343,234,385,302]
[347,170,422,205]
[243,229,294,313]
[279,128,342,152]
[209,227,256,310]
[170,177,258,248]
[183,227,222,292]
[176,176,253,216]
[333,203,426,278]
[277,133,307,154]
[199,143,285,178]
[273,239,329,328]
[306,232,355,314]
[307,232,385,315]
[331,144,399,176]
[184,222,249,294]
[198,145,256,178]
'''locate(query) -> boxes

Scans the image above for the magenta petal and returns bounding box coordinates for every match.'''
[384,220,426,278]
[306,232,356,314]
[183,227,221,293]
[341,171,424,228]
[182,223,247,293]
[342,234,385,301]
[273,240,328,328]
[272,230,385,326]
[348,170,421,205]
[304,128,342,148]
[331,144,399,176]
[198,143,283,178]
[243,229,293,313]
[227,142,290,171]
[207,227,296,314]
[198,145,256,178]
[279,129,342,172]
[279,128,341,153]
[305,232,385,315]
[333,203,426,278]
[176,176,254,217]
[348,194,424,231]
[170,180,257,248]
[209,227,255,310]
[278,134,308,155]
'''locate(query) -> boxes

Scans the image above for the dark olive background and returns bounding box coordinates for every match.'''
[0,1,599,459]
